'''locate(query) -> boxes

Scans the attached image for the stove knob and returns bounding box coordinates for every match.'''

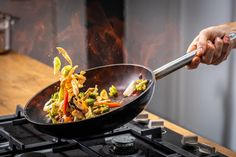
[134,113,149,125]
[148,119,164,129]
[198,143,216,155]
[181,135,198,146]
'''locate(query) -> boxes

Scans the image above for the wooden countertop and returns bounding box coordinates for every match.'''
[0,52,235,156]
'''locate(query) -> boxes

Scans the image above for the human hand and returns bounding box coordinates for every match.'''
[187,23,236,69]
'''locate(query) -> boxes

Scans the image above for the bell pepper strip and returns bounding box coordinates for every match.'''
[63,90,69,114]
[106,102,121,108]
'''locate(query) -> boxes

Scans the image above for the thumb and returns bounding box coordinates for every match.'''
[197,31,208,56]
[187,35,199,52]
[187,42,197,52]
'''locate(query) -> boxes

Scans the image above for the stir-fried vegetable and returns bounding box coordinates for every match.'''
[106,102,121,108]
[44,47,123,124]
[109,85,118,97]
[63,90,69,114]
[123,81,136,97]
[53,57,61,75]
[135,79,148,91]
[44,47,149,124]
[123,79,148,97]
[56,47,72,66]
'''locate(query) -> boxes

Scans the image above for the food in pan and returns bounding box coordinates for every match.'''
[123,79,148,97]
[43,47,148,124]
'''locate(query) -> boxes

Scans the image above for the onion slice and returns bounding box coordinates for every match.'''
[123,81,136,97]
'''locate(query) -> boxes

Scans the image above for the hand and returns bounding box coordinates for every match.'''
[187,23,236,69]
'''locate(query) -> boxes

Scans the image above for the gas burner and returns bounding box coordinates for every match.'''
[101,145,142,157]
[110,135,138,155]
[101,135,141,156]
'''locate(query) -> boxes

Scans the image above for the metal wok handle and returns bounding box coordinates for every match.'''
[153,50,197,80]
[153,32,236,80]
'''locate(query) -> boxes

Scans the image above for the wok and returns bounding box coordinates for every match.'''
[24,50,197,138]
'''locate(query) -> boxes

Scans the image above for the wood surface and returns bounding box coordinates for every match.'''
[0,52,56,114]
[0,52,235,156]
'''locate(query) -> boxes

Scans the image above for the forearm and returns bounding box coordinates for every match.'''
[218,22,236,32]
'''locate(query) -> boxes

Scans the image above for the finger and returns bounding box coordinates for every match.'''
[187,35,199,52]
[212,37,223,62]
[201,40,215,64]
[197,30,210,56]
[223,35,234,60]
[212,36,230,65]
[187,38,199,69]
[222,35,230,60]
[187,56,201,69]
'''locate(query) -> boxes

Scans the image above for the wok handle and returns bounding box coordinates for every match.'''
[153,32,236,80]
[153,50,197,80]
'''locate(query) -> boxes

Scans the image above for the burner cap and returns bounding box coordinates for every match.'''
[20,152,46,157]
[112,135,135,145]
[110,135,137,155]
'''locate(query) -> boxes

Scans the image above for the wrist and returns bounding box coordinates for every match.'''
[217,24,233,34]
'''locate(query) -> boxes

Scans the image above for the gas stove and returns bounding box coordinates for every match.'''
[0,105,225,157]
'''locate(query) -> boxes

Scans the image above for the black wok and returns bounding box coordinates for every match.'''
[24,50,197,138]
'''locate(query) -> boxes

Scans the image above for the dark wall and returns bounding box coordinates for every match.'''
[0,0,125,69]
[0,0,56,66]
